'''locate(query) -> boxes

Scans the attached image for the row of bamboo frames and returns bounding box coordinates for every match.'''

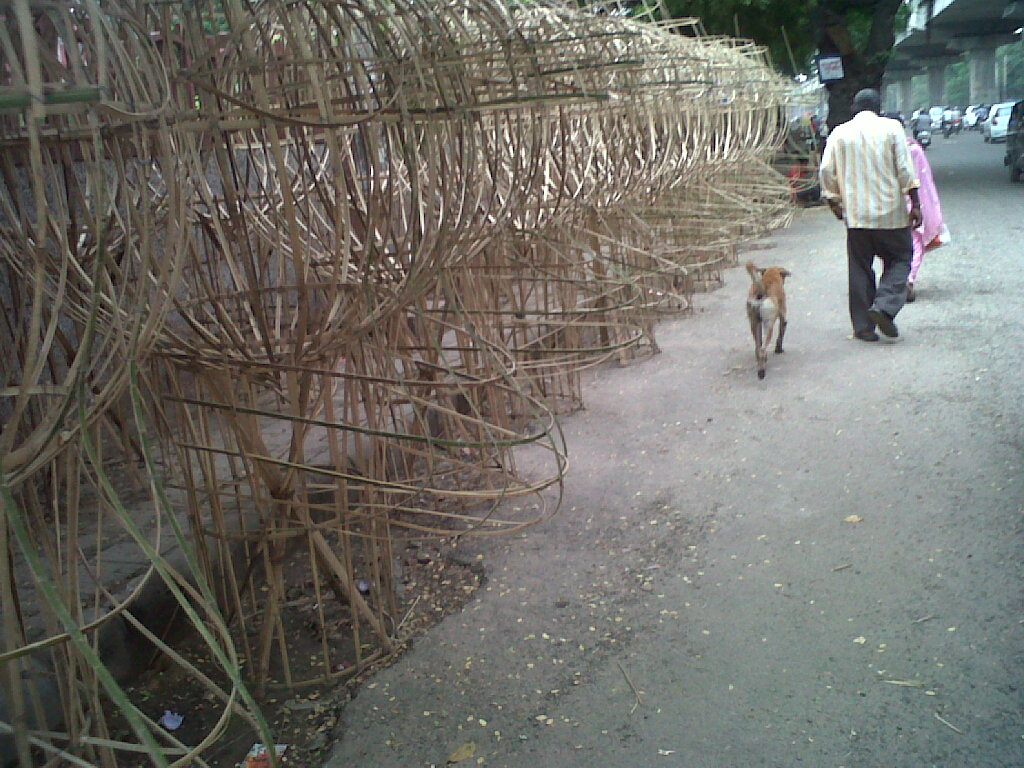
[0,1,795,765]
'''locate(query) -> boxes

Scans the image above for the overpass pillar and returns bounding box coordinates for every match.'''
[896,76,915,117]
[883,77,914,118]
[961,42,998,105]
[926,63,946,106]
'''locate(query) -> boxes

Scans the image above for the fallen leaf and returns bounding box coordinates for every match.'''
[843,515,864,524]
[447,742,476,764]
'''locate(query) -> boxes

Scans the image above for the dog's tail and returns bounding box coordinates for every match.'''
[745,261,765,298]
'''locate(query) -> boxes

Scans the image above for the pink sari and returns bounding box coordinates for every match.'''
[906,138,949,285]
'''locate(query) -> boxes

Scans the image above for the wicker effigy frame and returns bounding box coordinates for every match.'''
[0,1,794,765]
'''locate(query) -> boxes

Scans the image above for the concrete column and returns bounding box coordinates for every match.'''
[927,63,946,106]
[966,46,998,104]
[951,34,1017,104]
[882,77,914,118]
[882,82,897,113]
[896,77,915,117]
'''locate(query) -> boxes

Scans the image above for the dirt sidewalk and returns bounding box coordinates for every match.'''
[323,137,1024,768]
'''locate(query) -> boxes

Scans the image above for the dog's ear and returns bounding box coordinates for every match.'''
[779,268,791,279]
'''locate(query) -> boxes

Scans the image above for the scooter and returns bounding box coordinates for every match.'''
[916,129,931,149]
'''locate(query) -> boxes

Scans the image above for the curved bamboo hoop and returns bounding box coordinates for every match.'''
[0,0,181,486]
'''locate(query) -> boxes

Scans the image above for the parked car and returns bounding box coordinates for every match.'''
[983,102,1015,142]
[1005,99,1024,183]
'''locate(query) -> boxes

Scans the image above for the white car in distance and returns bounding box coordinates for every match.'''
[983,102,1015,143]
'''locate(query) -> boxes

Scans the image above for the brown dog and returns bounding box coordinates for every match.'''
[745,261,790,379]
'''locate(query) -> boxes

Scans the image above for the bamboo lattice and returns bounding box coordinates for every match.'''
[1,1,795,765]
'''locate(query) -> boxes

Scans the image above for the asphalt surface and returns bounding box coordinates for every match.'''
[323,132,1024,768]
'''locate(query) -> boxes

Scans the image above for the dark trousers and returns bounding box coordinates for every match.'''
[846,227,912,334]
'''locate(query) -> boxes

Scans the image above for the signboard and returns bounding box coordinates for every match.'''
[817,55,845,83]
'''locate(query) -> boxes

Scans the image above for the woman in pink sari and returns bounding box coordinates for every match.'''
[905,137,949,302]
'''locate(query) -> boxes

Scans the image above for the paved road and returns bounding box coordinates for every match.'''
[324,133,1024,768]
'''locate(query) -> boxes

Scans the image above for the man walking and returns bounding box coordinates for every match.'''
[819,89,922,341]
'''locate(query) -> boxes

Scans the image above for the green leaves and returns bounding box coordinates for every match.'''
[664,0,816,74]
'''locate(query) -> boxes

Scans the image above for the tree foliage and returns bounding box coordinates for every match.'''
[664,0,910,128]
[661,0,816,75]
[999,38,1024,101]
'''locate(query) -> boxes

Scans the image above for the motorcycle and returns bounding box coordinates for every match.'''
[916,129,932,149]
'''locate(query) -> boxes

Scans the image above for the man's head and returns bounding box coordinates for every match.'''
[852,89,881,115]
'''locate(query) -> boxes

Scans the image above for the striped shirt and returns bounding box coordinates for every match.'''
[819,110,919,229]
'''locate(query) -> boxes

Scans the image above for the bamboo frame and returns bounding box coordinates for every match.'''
[1,0,795,764]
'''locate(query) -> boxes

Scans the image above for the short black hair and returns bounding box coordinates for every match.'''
[853,89,881,114]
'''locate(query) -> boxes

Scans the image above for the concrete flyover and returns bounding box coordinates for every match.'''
[884,0,1024,115]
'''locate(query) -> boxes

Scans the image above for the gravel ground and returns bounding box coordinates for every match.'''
[322,133,1024,768]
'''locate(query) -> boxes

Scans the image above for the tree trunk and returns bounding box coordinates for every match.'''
[816,0,903,131]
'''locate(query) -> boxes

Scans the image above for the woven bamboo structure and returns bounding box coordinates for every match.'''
[1,0,796,765]
[148,0,578,694]
[0,1,274,766]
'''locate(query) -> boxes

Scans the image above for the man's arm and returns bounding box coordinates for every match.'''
[907,187,922,228]
[818,137,844,220]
